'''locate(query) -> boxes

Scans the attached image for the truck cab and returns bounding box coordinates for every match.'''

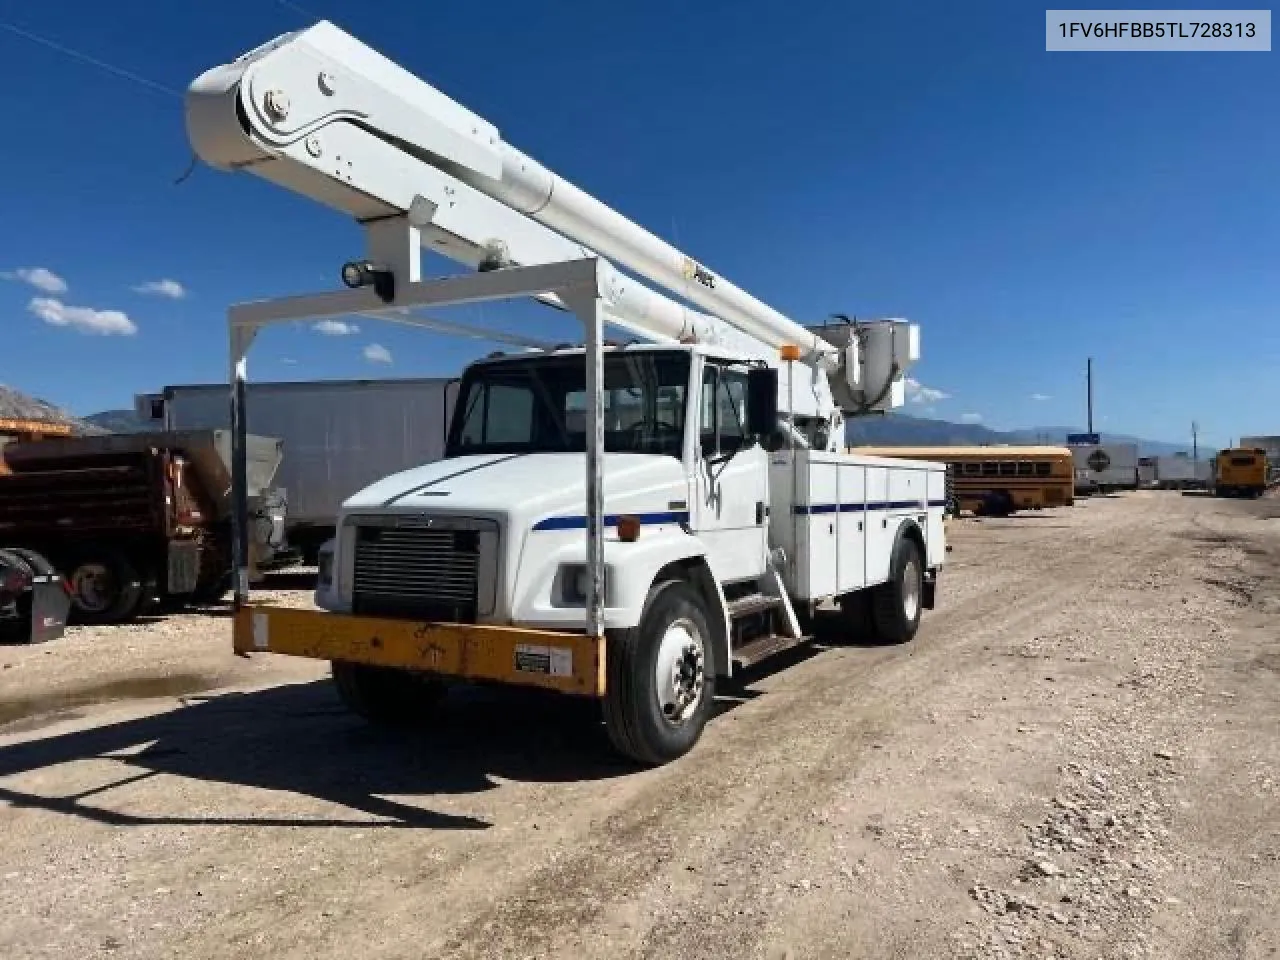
[316,343,779,634]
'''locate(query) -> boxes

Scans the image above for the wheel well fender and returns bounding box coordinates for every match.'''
[891,519,933,610]
[649,557,731,680]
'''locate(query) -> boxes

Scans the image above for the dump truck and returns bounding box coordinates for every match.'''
[0,430,287,623]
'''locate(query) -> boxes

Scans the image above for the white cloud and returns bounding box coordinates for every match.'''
[960,412,983,424]
[363,343,393,364]
[905,377,950,405]
[314,319,360,336]
[133,278,187,299]
[3,267,68,294]
[1030,393,1051,401]
[29,297,137,336]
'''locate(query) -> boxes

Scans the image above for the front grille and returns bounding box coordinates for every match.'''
[352,524,481,622]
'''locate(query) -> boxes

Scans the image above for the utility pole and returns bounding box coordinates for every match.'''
[1192,421,1198,461]
[1086,357,1094,436]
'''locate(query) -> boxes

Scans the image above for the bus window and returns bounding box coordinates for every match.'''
[964,462,981,475]
[1230,455,1256,467]
[1016,462,1034,476]
[982,461,998,476]
[1034,461,1051,477]
[999,462,1016,476]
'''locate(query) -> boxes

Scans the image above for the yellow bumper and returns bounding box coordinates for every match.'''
[233,604,605,697]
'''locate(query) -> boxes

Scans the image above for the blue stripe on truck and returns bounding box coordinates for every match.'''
[532,511,690,531]
[534,500,945,530]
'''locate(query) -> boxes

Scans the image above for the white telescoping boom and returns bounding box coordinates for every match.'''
[186,20,917,433]
[189,21,945,766]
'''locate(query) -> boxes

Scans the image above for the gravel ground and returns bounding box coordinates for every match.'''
[0,490,1276,959]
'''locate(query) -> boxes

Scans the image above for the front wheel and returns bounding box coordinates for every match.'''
[603,579,715,766]
[869,536,924,645]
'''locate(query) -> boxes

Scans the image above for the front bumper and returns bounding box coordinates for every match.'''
[233,604,605,696]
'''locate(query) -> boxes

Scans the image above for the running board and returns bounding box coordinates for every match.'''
[727,592,782,620]
[731,632,810,671]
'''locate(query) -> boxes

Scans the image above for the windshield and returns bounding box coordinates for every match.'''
[446,352,691,458]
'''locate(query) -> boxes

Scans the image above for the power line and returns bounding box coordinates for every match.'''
[0,19,181,100]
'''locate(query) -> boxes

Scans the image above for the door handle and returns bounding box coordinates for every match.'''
[755,501,766,525]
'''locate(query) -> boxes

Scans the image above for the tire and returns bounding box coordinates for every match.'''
[603,579,716,766]
[331,660,449,727]
[834,589,876,644]
[869,536,924,645]
[0,549,34,644]
[4,548,56,578]
[65,549,146,625]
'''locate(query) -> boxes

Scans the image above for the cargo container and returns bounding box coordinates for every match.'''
[1138,457,1157,488]
[1152,454,1212,490]
[1069,443,1139,493]
[136,379,457,562]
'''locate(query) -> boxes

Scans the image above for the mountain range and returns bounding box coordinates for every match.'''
[844,413,1194,456]
[1,385,1194,456]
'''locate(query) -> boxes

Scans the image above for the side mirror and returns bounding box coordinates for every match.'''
[746,366,779,439]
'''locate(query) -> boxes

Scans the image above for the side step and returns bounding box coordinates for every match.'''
[731,633,810,672]
[727,592,782,620]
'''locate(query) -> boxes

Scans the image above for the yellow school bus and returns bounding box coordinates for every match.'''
[1213,447,1268,498]
[850,445,1075,516]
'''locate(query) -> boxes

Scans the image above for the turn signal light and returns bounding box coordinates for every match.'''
[779,344,802,362]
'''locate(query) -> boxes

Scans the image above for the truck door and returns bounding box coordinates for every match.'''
[690,361,769,585]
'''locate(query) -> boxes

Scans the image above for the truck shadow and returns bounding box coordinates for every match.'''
[0,677,765,832]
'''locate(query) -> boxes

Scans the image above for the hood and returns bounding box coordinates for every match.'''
[342,452,690,525]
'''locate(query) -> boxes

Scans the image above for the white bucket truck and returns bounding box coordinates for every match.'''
[187,21,947,764]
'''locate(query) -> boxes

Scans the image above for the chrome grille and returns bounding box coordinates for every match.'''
[352,523,481,620]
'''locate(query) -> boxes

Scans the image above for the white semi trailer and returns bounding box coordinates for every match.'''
[136,378,456,562]
[1070,442,1139,493]
[186,21,948,765]
[1152,454,1211,490]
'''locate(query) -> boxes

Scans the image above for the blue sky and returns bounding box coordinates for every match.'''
[1,0,1276,448]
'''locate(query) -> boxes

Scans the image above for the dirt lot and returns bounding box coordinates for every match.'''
[0,490,1277,959]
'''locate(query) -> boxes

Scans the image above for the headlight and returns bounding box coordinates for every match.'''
[561,564,606,605]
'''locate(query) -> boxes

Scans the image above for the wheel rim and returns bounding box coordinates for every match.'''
[901,557,921,622]
[653,616,706,726]
[71,563,116,614]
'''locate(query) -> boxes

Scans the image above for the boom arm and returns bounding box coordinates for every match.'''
[185,20,917,418]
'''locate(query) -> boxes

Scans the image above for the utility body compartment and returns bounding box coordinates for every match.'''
[768,449,947,601]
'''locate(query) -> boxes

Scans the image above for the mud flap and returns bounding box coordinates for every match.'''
[28,576,71,644]
[922,569,938,611]
[167,540,201,595]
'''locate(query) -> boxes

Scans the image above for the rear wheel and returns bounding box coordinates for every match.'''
[869,536,924,645]
[331,661,449,727]
[603,579,715,766]
[66,549,146,624]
